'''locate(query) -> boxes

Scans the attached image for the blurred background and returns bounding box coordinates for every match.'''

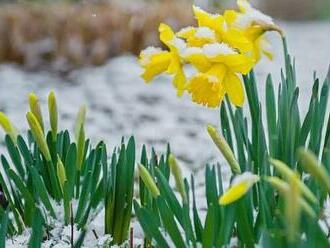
[0,0,329,70]
[0,0,329,172]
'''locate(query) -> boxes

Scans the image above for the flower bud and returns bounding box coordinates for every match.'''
[219,172,259,205]
[28,92,44,132]
[57,155,67,193]
[48,91,58,141]
[298,148,330,192]
[169,154,187,203]
[0,112,18,142]
[26,111,51,161]
[138,164,160,198]
[269,158,317,203]
[207,125,241,174]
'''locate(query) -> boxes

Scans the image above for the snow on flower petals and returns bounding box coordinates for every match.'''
[138,0,281,108]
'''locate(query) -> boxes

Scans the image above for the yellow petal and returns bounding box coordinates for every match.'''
[159,23,175,46]
[219,181,250,205]
[224,73,245,107]
[183,52,211,72]
[176,27,196,40]
[187,74,225,108]
[223,28,253,53]
[222,54,254,74]
[140,51,171,82]
[173,68,186,97]
[224,10,239,26]
[192,5,224,33]
[187,64,227,108]
[219,172,259,205]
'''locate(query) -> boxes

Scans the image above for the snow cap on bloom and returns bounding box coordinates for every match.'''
[192,5,253,53]
[139,23,187,96]
[219,172,259,205]
[0,112,18,143]
[177,26,217,47]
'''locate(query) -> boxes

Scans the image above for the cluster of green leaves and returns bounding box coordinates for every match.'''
[0,93,139,247]
[133,38,330,248]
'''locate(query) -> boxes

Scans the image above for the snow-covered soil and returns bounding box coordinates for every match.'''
[1,21,330,247]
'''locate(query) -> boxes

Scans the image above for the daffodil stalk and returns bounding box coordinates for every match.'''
[0,112,18,143]
[207,125,241,174]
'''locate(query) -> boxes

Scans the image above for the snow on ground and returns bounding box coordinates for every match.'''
[1,21,330,246]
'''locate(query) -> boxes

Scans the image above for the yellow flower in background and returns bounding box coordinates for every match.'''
[139,23,186,96]
[184,43,254,107]
[138,1,281,108]
[219,172,259,205]
[192,5,253,53]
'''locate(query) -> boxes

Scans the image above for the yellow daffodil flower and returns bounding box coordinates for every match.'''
[183,43,254,107]
[219,172,259,205]
[226,0,283,61]
[139,23,186,96]
[192,5,253,53]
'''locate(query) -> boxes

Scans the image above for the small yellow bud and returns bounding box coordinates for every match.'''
[169,154,187,203]
[138,164,160,198]
[0,112,18,142]
[207,125,241,174]
[28,92,44,132]
[57,155,67,193]
[298,148,330,192]
[48,91,58,141]
[75,105,86,171]
[269,158,317,204]
[26,112,51,161]
[219,172,259,205]
[75,105,86,140]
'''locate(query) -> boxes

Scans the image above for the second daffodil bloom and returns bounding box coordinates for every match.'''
[219,172,259,205]
[139,23,186,96]
[183,43,254,107]
[225,0,283,61]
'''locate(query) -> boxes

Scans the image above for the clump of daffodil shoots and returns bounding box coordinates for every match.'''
[136,1,330,247]
[139,0,282,108]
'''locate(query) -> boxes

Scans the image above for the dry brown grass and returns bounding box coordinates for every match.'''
[0,1,194,70]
